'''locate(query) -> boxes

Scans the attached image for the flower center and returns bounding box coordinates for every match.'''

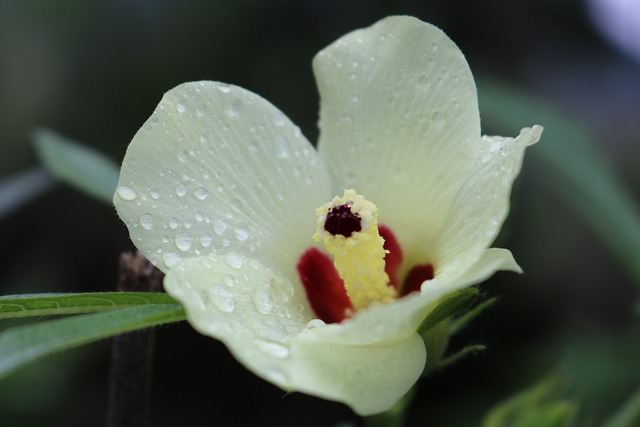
[313,189,397,311]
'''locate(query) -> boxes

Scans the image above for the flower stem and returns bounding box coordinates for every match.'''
[106,252,164,427]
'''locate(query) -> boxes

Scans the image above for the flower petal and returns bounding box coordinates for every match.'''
[433,126,542,278]
[428,247,522,295]
[314,16,481,250]
[165,253,425,415]
[164,254,310,388]
[289,331,426,415]
[113,81,332,273]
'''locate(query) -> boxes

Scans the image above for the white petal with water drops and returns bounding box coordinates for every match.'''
[314,16,481,251]
[113,81,332,273]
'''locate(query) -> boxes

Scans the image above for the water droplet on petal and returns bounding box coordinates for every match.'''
[255,340,289,359]
[275,136,291,158]
[306,319,326,329]
[200,233,213,247]
[169,217,180,229]
[222,273,236,287]
[252,290,273,314]
[217,84,231,93]
[214,219,228,235]
[193,187,208,200]
[162,252,182,268]
[175,233,193,251]
[149,188,160,199]
[224,252,243,269]
[208,285,235,312]
[139,213,154,230]
[176,184,187,197]
[176,100,186,113]
[234,227,249,242]
[116,186,137,201]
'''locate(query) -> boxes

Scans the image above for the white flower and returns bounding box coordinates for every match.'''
[113,16,542,415]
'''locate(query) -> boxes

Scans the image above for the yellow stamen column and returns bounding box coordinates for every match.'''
[314,189,397,311]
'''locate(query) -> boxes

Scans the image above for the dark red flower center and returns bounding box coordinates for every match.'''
[324,204,361,237]
[296,224,435,323]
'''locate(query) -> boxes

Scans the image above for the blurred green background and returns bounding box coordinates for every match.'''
[1,1,639,426]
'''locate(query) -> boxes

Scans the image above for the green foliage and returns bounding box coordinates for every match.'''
[481,376,576,427]
[478,80,640,286]
[602,385,640,427]
[0,304,185,380]
[417,287,478,336]
[33,128,119,204]
[0,292,178,319]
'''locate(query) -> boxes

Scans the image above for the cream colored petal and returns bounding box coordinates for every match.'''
[314,16,481,251]
[165,254,425,415]
[433,126,542,276]
[428,247,522,295]
[164,254,311,389]
[113,81,331,274]
[290,331,426,415]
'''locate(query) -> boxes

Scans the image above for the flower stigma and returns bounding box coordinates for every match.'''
[314,189,397,311]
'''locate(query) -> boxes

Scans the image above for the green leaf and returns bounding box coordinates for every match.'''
[0,292,178,320]
[450,296,498,335]
[436,344,487,370]
[0,167,56,221]
[602,385,640,427]
[481,376,575,427]
[32,128,119,204]
[0,304,185,380]
[417,287,478,335]
[478,80,640,286]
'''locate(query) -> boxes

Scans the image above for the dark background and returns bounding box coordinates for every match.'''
[1,1,639,426]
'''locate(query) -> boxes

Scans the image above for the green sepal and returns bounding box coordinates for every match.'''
[436,344,487,371]
[417,287,478,336]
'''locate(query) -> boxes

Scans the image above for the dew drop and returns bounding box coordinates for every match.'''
[214,219,228,235]
[175,233,193,251]
[252,290,273,314]
[208,285,235,312]
[275,136,291,158]
[234,227,249,242]
[272,111,285,127]
[306,319,326,329]
[224,252,244,269]
[193,187,208,200]
[116,186,137,201]
[162,252,182,268]
[176,184,187,197]
[176,100,186,113]
[149,188,160,199]
[256,340,289,359]
[139,213,154,230]
[270,277,294,301]
[217,84,231,93]
[169,217,180,229]
[222,273,236,287]
[200,233,213,247]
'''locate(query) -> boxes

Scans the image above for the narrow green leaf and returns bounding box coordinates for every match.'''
[478,80,640,285]
[602,385,640,427]
[32,128,119,204]
[437,344,487,370]
[417,287,478,335]
[450,297,498,335]
[0,304,185,379]
[481,376,574,427]
[0,167,56,220]
[0,292,178,319]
